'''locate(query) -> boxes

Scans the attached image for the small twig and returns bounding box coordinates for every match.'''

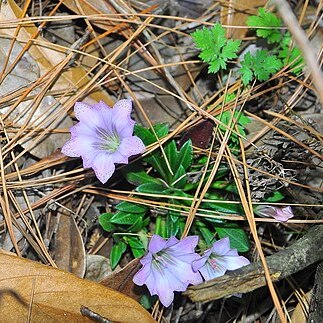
[309,262,323,322]
[80,306,111,323]
[272,0,323,105]
[185,224,323,302]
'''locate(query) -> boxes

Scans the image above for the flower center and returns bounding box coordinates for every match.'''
[95,127,121,153]
[152,250,177,271]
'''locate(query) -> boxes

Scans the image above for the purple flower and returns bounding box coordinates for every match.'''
[133,235,203,307]
[192,237,250,281]
[62,100,145,184]
[254,205,294,222]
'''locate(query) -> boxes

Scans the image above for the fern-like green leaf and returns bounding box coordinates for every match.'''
[192,23,241,74]
[240,50,282,85]
[247,8,282,44]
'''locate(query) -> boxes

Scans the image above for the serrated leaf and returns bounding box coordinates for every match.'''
[99,213,116,232]
[110,240,127,269]
[215,224,250,252]
[110,211,142,225]
[116,201,148,214]
[240,50,282,85]
[192,23,241,74]
[247,8,282,44]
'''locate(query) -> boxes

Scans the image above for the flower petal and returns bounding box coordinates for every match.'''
[111,151,129,164]
[168,236,199,255]
[118,136,145,157]
[92,153,115,184]
[192,253,209,272]
[115,118,135,138]
[152,268,175,307]
[113,99,132,119]
[211,237,231,256]
[133,263,151,286]
[216,255,250,271]
[61,138,81,157]
[148,235,167,254]
[274,206,294,222]
[199,261,226,281]
[74,102,106,129]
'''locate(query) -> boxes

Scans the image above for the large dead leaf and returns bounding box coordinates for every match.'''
[0,251,155,322]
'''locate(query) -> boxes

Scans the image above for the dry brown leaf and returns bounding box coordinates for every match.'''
[100,258,144,302]
[2,0,114,105]
[0,251,155,322]
[54,213,86,278]
[220,0,266,39]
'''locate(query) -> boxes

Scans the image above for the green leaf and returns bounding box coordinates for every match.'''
[215,224,250,252]
[264,191,285,202]
[144,152,168,181]
[240,50,282,85]
[128,217,145,233]
[278,33,304,74]
[195,220,214,245]
[166,213,180,237]
[136,182,166,194]
[110,240,127,269]
[131,248,145,258]
[164,140,178,174]
[171,165,187,189]
[115,201,148,214]
[153,123,169,138]
[122,164,161,186]
[134,123,169,145]
[155,215,167,238]
[126,236,144,249]
[110,211,142,225]
[177,139,193,171]
[192,23,241,74]
[99,213,116,232]
[247,8,282,44]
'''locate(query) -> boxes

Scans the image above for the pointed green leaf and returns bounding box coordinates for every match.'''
[122,164,161,186]
[99,213,116,232]
[115,201,148,214]
[177,139,193,170]
[136,182,165,194]
[110,211,142,225]
[215,224,250,252]
[110,240,127,269]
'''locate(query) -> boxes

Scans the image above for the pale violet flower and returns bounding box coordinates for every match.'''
[62,99,145,184]
[254,205,294,222]
[133,235,203,307]
[192,237,250,281]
